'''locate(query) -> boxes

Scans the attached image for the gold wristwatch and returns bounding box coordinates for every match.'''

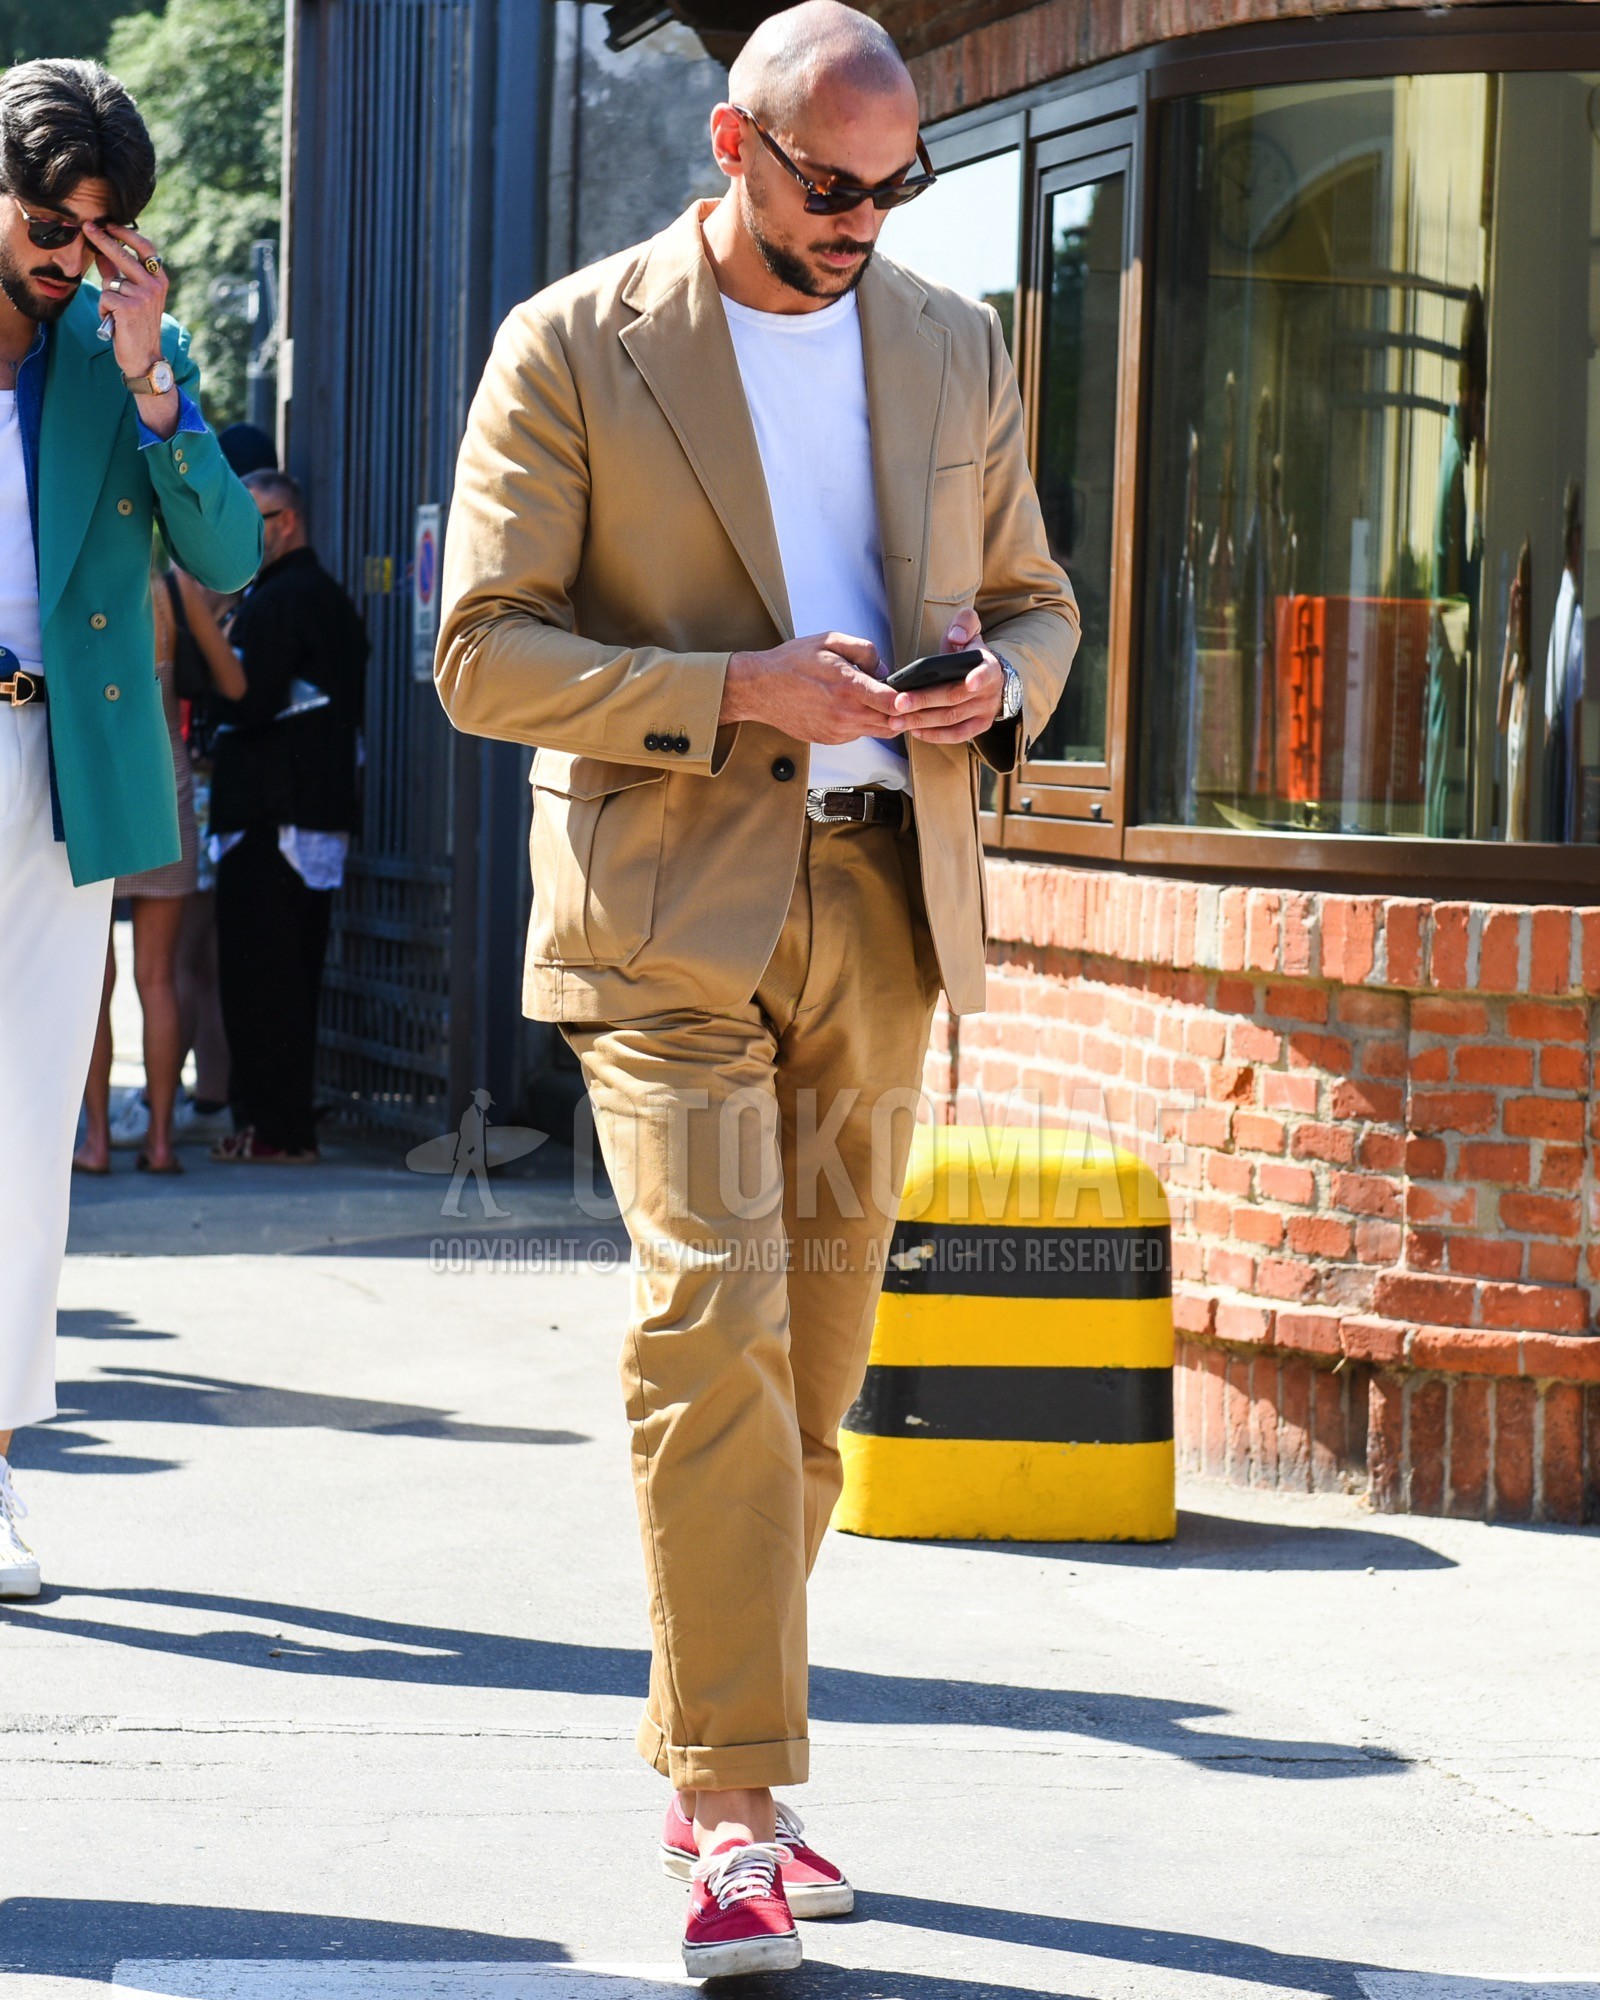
[123,358,176,396]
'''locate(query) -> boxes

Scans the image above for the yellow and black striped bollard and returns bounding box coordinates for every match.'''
[835,1126,1176,1543]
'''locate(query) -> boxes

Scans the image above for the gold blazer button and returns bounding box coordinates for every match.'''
[90,612,108,630]
[104,683,120,701]
[117,498,133,517]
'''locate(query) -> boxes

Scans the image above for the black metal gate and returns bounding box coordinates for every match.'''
[283,0,549,1138]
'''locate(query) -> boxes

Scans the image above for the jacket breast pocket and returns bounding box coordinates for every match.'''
[528,761,668,967]
[925,461,983,605]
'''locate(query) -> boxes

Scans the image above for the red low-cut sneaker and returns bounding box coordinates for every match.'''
[682,1838,802,1978]
[661,1795,855,1918]
[769,1800,856,1917]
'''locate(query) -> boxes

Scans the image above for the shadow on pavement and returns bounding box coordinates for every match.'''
[2,1587,1405,1775]
[59,1307,178,1343]
[45,1366,588,1448]
[943,1508,1456,1573]
[14,1425,182,1476]
[861,1890,1376,1995]
[0,1897,1100,1997]
[858,1893,1600,1999]
[9,1895,1563,1999]
[0,1897,567,1978]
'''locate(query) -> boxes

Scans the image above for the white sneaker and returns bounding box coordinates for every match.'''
[0,1458,40,1598]
[108,1095,151,1149]
[172,1094,233,1143]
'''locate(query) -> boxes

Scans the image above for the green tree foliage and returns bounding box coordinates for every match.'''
[106,0,281,424]
[0,0,140,63]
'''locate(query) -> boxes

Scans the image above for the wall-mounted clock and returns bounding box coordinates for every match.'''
[1214,130,1298,255]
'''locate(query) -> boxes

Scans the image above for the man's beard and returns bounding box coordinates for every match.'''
[746,192,873,301]
[0,242,77,323]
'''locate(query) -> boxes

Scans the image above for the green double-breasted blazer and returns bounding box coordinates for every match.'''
[37,288,264,885]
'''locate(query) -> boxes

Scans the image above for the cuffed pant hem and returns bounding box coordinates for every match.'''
[637,1712,809,1791]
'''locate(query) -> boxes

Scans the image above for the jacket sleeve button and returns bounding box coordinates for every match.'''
[90,612,108,630]
[116,498,133,517]
[674,735,689,753]
[104,683,120,701]
[644,732,660,751]
[771,755,795,781]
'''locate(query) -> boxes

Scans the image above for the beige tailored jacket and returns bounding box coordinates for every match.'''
[436,200,1078,1022]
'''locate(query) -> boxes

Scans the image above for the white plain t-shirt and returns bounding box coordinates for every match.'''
[0,391,42,675]
[721,288,908,793]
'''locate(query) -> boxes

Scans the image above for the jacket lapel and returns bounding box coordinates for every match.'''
[39,288,124,629]
[858,257,949,672]
[620,205,792,640]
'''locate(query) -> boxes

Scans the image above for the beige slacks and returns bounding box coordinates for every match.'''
[562,808,942,1790]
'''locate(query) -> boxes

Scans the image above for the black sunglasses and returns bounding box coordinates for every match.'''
[9,192,128,250]
[731,105,937,216]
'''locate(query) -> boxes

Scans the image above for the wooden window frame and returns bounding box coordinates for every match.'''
[943,5,1600,900]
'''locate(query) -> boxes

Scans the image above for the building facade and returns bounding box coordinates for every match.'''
[863,0,1600,1523]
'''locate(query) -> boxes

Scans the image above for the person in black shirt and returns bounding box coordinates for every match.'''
[207,470,368,1162]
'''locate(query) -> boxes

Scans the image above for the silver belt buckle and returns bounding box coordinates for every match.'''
[806,786,910,831]
[805,788,856,824]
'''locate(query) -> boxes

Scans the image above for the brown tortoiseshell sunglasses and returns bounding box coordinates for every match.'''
[731,105,938,215]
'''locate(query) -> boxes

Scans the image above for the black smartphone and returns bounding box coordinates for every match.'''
[885,647,985,693]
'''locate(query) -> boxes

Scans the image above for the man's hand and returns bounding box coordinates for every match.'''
[890,608,1006,745]
[722,631,903,744]
[83,219,179,440]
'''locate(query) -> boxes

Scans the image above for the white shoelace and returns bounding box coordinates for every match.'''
[773,1802,808,1854]
[691,1840,788,1909]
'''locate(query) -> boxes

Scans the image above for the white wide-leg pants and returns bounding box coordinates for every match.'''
[0,703,113,1432]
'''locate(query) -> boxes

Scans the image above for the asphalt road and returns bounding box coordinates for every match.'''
[3,1140,1597,1998]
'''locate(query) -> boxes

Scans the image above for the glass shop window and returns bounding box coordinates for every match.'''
[885,146,1022,815]
[1033,167,1125,767]
[1142,73,1600,843]
[883,147,1021,351]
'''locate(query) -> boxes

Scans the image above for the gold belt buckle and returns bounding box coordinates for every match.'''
[0,668,38,706]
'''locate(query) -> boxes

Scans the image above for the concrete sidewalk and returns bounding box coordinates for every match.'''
[3,1143,1598,1997]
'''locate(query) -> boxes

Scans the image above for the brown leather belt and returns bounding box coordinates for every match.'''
[806,785,913,833]
[0,665,44,706]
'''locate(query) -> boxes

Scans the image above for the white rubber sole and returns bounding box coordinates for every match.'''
[0,1562,41,1598]
[661,1847,855,1918]
[681,1927,802,1979]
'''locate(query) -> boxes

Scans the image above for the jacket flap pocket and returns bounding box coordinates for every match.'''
[531,751,668,799]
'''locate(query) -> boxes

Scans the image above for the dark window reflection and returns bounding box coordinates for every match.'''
[1033,172,1125,765]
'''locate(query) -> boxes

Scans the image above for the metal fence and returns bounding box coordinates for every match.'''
[281,0,724,1141]
[283,0,548,1139]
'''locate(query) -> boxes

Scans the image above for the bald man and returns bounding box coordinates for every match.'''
[437,2,1076,1975]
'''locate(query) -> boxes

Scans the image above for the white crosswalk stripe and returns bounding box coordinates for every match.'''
[112,1965,695,1998]
[1356,1978,1600,1999]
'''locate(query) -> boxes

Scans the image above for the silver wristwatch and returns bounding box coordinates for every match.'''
[998,657,1024,721]
[123,357,176,397]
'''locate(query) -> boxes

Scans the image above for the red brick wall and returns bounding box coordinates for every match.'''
[920,862,1600,1523]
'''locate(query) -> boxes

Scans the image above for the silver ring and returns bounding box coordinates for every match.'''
[105,277,124,293]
